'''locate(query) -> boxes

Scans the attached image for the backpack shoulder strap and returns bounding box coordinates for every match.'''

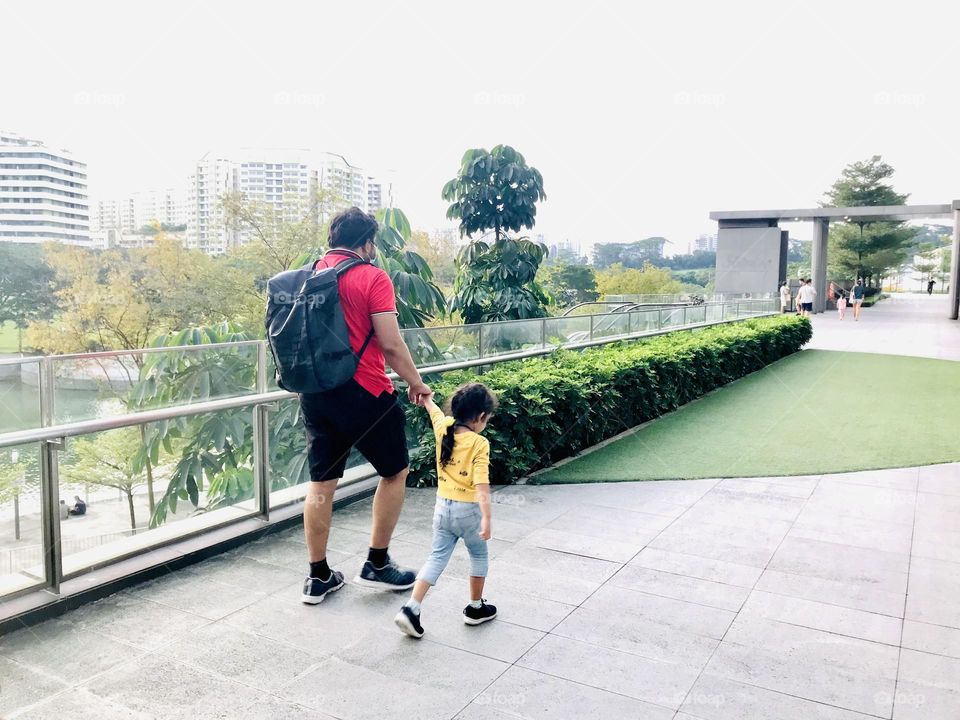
[328,255,376,360]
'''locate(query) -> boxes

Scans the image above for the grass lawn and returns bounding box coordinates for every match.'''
[0,322,20,353]
[536,349,960,482]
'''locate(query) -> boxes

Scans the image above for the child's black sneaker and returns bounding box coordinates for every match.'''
[463,600,497,625]
[394,605,424,638]
[354,557,416,590]
[301,570,345,604]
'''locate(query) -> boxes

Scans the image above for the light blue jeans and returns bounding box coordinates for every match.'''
[417,497,488,585]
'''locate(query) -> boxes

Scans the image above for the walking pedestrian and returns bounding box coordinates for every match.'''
[852,279,865,321]
[779,281,791,313]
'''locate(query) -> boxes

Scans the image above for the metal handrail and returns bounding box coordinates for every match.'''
[0,307,775,450]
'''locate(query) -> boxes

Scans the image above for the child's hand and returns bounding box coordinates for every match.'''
[479,517,491,540]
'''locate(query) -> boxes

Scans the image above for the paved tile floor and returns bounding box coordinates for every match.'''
[2,463,959,719]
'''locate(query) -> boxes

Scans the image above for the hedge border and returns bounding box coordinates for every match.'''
[404,315,812,486]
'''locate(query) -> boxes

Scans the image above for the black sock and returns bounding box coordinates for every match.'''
[309,558,331,580]
[367,547,389,568]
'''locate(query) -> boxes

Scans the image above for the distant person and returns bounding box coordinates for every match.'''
[59,500,69,521]
[797,278,816,317]
[836,288,847,320]
[779,281,791,313]
[927,279,936,295]
[69,496,86,516]
[852,279,865,321]
[394,383,498,639]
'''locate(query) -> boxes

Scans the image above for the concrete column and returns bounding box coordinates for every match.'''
[810,218,829,313]
[949,202,960,320]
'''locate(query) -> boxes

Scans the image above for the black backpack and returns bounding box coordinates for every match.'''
[265,257,375,394]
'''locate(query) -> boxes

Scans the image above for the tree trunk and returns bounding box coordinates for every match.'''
[126,489,137,533]
[139,424,156,514]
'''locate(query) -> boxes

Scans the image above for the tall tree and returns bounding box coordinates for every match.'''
[61,429,148,532]
[442,145,548,323]
[0,243,60,351]
[595,263,683,296]
[822,155,915,284]
[540,263,599,306]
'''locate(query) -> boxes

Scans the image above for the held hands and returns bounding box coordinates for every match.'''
[407,381,432,406]
[479,516,491,540]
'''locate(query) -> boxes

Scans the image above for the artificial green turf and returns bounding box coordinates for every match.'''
[536,349,960,482]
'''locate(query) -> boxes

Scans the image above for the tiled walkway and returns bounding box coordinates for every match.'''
[2,463,959,719]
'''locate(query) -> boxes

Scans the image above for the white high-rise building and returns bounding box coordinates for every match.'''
[94,188,187,234]
[690,233,718,254]
[187,156,237,254]
[0,131,90,246]
[187,149,385,254]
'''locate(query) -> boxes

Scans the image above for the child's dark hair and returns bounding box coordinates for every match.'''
[440,383,498,467]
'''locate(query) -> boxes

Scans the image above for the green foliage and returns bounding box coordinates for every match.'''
[593,238,669,269]
[405,315,811,487]
[443,145,549,323]
[0,243,60,343]
[595,262,683,297]
[539,263,599,306]
[822,155,916,283]
[374,208,446,328]
[133,323,308,527]
[442,145,546,241]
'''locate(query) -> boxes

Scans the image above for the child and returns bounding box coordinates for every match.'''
[837,290,846,320]
[394,382,498,638]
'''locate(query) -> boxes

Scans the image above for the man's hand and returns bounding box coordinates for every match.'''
[479,516,491,540]
[407,380,431,406]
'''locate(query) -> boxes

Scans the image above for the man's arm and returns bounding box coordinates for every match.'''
[371,312,430,404]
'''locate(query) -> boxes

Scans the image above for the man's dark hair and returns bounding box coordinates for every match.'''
[329,207,378,249]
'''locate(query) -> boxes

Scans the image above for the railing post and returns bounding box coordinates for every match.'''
[658,308,664,329]
[736,302,741,317]
[682,306,688,326]
[477,323,484,360]
[38,357,63,594]
[540,317,547,348]
[627,311,633,336]
[253,342,271,520]
[589,314,595,341]
[40,437,64,593]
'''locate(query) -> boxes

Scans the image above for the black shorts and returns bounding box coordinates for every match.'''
[300,380,409,481]
[801,302,813,311]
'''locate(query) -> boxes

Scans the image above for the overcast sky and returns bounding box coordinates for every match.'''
[3,0,957,253]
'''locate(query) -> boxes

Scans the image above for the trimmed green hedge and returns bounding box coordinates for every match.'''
[405,315,811,486]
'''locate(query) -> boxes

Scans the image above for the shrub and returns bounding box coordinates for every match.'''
[405,315,811,486]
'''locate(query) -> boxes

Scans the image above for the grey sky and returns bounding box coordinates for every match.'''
[3,0,957,253]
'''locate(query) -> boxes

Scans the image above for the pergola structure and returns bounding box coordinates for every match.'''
[709,203,960,318]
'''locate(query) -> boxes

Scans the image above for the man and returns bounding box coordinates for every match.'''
[68,495,86,516]
[928,279,936,296]
[852,278,865,321]
[299,207,432,604]
[797,278,816,317]
[779,281,791,313]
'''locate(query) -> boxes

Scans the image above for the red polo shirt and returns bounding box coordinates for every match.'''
[314,249,396,397]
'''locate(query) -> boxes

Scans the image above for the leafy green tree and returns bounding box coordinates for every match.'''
[442,145,549,323]
[593,238,669,269]
[61,429,147,531]
[540,263,599,306]
[0,243,60,351]
[822,155,916,284]
[595,262,683,296]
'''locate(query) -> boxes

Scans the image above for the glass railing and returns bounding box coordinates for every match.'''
[0,299,776,607]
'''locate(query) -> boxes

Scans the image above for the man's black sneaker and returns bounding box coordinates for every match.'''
[353,558,416,590]
[301,570,345,604]
[394,605,425,639]
[463,600,497,625]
